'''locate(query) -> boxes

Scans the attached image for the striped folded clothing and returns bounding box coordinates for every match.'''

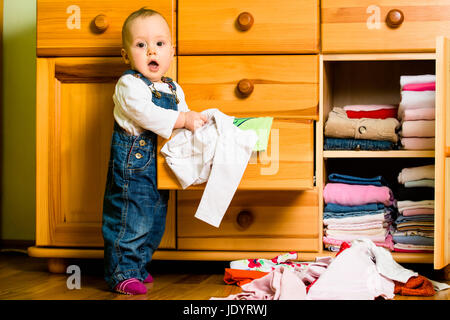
[323,212,386,226]
[393,243,434,253]
[396,222,434,232]
[393,230,434,238]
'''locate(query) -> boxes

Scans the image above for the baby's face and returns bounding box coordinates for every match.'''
[122,15,174,82]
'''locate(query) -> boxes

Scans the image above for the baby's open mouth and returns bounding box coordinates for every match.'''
[148,60,159,72]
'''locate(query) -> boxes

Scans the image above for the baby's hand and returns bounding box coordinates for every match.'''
[184,111,207,132]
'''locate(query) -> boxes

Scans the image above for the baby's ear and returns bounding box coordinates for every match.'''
[121,48,130,64]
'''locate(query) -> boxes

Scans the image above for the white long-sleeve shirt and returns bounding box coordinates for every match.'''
[113,74,189,139]
[161,109,258,227]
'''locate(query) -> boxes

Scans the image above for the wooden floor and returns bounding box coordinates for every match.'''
[0,251,449,300]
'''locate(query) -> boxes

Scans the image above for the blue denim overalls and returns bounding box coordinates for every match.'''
[102,70,178,290]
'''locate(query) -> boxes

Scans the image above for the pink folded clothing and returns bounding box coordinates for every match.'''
[323,183,394,206]
[323,234,394,251]
[400,107,435,121]
[400,120,435,138]
[343,104,397,112]
[402,208,434,216]
[402,82,435,91]
[400,137,435,150]
[393,248,433,253]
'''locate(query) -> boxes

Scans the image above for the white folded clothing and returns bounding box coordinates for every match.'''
[397,200,435,213]
[397,164,435,184]
[325,228,387,237]
[323,213,386,226]
[326,221,385,231]
[399,90,435,110]
[400,74,436,88]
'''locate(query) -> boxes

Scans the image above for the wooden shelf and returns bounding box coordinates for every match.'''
[27,246,434,264]
[323,150,435,158]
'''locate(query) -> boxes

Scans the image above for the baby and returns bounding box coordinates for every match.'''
[101,8,206,295]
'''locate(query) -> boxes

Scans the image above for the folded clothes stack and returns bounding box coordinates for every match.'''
[398,75,436,150]
[393,164,435,253]
[324,106,400,151]
[322,173,396,251]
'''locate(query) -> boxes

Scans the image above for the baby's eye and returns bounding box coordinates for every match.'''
[136,42,146,48]
[156,41,165,47]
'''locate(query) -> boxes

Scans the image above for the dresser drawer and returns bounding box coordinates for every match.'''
[178,55,319,118]
[177,190,319,252]
[37,0,175,56]
[157,118,315,190]
[178,0,319,54]
[322,0,450,53]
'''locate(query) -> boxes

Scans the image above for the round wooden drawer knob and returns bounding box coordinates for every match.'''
[385,9,404,28]
[236,210,254,230]
[237,79,254,97]
[93,14,109,33]
[237,12,254,31]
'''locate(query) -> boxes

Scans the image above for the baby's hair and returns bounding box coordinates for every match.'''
[121,7,169,48]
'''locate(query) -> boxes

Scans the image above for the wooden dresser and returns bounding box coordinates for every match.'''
[28,0,449,277]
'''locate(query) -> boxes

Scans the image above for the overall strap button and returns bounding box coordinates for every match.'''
[139,139,146,146]
[135,153,143,159]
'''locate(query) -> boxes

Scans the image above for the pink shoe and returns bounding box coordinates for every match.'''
[113,278,147,295]
[143,273,153,283]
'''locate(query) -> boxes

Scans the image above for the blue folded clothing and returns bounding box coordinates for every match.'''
[324,202,385,213]
[328,173,388,187]
[393,235,434,246]
[324,209,385,219]
[395,215,434,223]
[324,138,397,151]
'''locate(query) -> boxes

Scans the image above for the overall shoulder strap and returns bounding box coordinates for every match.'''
[161,76,177,92]
[122,69,153,87]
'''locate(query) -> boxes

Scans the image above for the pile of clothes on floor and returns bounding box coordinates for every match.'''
[322,173,396,251]
[324,104,400,151]
[393,164,435,253]
[398,75,436,150]
[212,240,449,300]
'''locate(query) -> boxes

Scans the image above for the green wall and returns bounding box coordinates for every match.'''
[1,0,36,240]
